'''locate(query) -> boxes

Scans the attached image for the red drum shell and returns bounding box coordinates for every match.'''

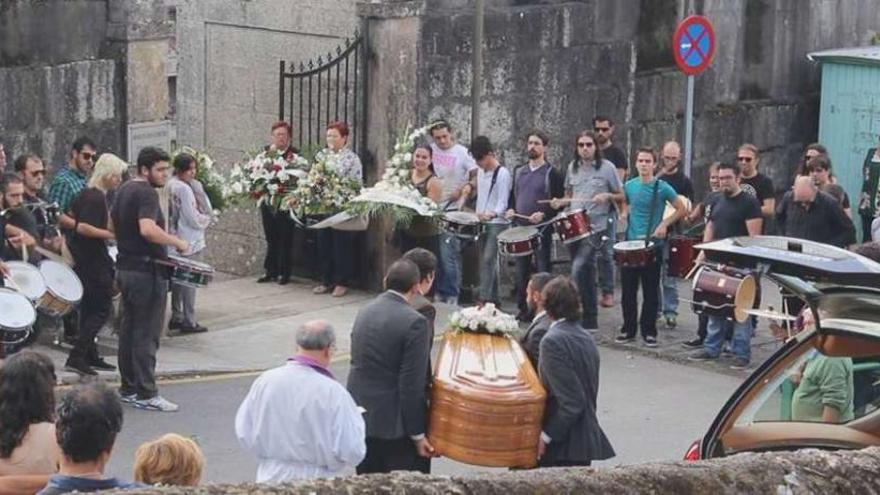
[553,209,591,244]
[612,241,657,268]
[691,265,759,322]
[498,227,540,257]
[668,236,701,278]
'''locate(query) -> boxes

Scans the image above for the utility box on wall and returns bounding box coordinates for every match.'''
[809,47,880,214]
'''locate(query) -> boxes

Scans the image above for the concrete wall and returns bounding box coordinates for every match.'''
[0,0,123,169]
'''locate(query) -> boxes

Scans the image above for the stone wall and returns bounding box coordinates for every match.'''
[0,0,123,169]
[173,0,360,276]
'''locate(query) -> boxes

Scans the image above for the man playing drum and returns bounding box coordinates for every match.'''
[614,148,686,347]
[550,130,623,331]
[688,161,762,370]
[505,130,565,321]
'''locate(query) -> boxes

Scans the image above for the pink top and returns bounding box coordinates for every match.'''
[0,422,61,476]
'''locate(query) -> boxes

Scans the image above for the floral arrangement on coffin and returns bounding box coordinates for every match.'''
[346,124,442,227]
[225,149,309,210]
[449,303,520,336]
[172,146,227,212]
[284,151,362,222]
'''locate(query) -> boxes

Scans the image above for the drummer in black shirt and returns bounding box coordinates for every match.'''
[63,153,127,376]
[689,162,762,370]
[112,147,188,412]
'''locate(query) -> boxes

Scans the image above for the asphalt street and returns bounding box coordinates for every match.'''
[102,346,741,484]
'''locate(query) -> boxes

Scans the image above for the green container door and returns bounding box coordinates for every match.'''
[817,62,880,215]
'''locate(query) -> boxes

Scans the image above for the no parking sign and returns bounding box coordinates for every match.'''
[673,15,716,75]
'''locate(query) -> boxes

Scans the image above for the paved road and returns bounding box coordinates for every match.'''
[103,346,742,484]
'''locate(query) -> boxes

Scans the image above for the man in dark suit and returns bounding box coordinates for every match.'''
[537,276,615,467]
[347,259,436,474]
[519,272,554,369]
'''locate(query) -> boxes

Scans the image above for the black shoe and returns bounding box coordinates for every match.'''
[614,334,636,344]
[179,324,208,334]
[257,274,277,283]
[277,276,290,286]
[643,336,659,348]
[168,319,183,331]
[681,338,704,350]
[64,359,97,376]
[88,357,117,371]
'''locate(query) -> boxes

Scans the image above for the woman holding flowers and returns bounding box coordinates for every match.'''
[313,121,363,297]
[397,144,442,258]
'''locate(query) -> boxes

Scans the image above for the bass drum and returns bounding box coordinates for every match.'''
[691,265,759,323]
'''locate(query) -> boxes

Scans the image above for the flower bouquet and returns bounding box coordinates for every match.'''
[448,303,519,336]
[172,146,227,212]
[346,124,442,228]
[284,152,362,223]
[225,149,309,210]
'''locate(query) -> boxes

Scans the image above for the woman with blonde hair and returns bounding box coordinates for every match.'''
[63,152,127,376]
[133,434,204,486]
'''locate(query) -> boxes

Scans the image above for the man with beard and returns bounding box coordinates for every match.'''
[49,137,96,224]
[0,173,42,261]
[689,161,763,370]
[736,144,775,231]
[13,154,62,253]
[505,130,564,321]
[592,116,627,307]
[112,147,188,412]
[257,121,299,286]
[655,141,694,329]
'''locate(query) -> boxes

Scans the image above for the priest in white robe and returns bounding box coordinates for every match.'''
[235,320,366,482]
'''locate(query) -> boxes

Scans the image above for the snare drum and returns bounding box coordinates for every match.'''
[498,226,540,257]
[0,288,36,343]
[691,265,758,323]
[165,255,215,288]
[3,261,47,302]
[667,236,701,278]
[553,209,591,244]
[613,240,657,268]
[440,211,483,240]
[38,260,83,317]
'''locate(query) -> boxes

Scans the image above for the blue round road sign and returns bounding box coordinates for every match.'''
[673,15,715,75]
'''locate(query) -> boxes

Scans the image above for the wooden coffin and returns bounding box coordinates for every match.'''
[428,331,546,468]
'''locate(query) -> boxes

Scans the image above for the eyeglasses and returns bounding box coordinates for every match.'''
[81,152,95,161]
[577,142,595,148]
[594,127,610,133]
[737,156,753,163]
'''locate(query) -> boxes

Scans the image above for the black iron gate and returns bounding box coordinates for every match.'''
[279,33,366,155]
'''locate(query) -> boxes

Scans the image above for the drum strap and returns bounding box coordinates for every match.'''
[645,180,660,247]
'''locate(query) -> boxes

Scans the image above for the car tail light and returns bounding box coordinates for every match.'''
[684,439,701,461]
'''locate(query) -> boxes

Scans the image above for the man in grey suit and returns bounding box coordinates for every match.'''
[537,276,615,467]
[347,259,436,474]
[519,272,554,369]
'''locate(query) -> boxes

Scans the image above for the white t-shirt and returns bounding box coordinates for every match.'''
[430,143,477,206]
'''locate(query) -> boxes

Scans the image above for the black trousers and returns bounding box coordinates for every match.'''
[68,264,113,362]
[862,212,874,243]
[316,229,356,286]
[260,203,294,278]
[620,258,661,338]
[356,437,431,474]
[117,269,168,400]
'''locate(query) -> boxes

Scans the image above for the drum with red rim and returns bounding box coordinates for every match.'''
[498,226,540,257]
[553,209,591,244]
[668,235,701,278]
[691,265,759,323]
[613,240,657,268]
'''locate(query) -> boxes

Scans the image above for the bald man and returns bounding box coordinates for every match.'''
[235,320,366,482]
[776,175,854,248]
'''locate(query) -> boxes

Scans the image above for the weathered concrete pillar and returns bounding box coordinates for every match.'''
[356,0,427,290]
[106,0,175,162]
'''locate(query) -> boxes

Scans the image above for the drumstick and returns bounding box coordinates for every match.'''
[2,273,22,293]
[33,246,67,264]
[513,213,534,221]
[536,198,591,204]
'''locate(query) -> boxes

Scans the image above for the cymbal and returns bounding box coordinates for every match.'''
[743,308,798,321]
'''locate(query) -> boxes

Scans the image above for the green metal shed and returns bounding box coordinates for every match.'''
[808,46,880,227]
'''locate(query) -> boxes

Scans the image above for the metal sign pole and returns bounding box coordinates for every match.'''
[471,0,484,139]
[684,74,695,177]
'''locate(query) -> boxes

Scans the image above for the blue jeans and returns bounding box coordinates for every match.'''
[569,234,600,329]
[704,316,753,362]
[479,223,508,303]
[596,215,617,296]
[437,232,462,301]
[660,242,679,317]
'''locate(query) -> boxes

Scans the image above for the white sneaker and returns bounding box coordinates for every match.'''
[119,393,137,405]
[134,396,179,412]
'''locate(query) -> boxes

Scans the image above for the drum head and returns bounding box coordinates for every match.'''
[733,275,757,323]
[4,261,47,301]
[444,211,480,225]
[39,260,83,302]
[0,288,36,330]
[614,240,654,251]
[498,226,538,241]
